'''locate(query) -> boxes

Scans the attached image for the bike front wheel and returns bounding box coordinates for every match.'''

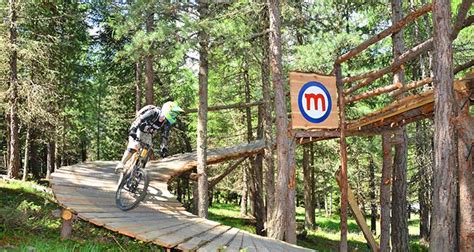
[115,167,149,211]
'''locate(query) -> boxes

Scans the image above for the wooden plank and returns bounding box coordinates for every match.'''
[53,169,118,181]
[226,231,244,251]
[336,169,379,252]
[176,225,232,251]
[106,216,185,233]
[240,232,258,252]
[78,212,157,219]
[248,234,271,252]
[135,220,202,242]
[51,173,118,187]
[112,217,193,238]
[154,220,221,248]
[89,214,177,225]
[197,228,240,252]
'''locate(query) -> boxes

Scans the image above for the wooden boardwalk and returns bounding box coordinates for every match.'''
[51,141,312,251]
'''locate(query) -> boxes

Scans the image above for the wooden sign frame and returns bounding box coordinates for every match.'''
[289,72,339,129]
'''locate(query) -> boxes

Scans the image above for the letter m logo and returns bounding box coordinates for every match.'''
[305,93,326,111]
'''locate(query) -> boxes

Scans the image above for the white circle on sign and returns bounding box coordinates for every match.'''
[298,82,332,123]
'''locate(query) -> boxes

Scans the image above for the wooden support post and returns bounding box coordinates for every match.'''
[60,209,74,240]
[380,133,393,251]
[336,169,380,252]
[335,64,348,252]
[455,78,474,251]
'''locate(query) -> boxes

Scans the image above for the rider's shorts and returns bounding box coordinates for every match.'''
[127,130,153,151]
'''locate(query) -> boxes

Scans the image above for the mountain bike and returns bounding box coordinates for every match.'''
[115,142,151,211]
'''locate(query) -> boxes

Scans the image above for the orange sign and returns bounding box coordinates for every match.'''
[289,72,339,129]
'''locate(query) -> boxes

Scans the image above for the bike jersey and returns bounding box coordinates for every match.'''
[130,105,171,150]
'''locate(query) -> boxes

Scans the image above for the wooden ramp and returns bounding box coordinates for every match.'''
[51,141,312,251]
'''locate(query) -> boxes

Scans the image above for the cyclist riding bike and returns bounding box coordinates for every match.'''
[115,101,184,173]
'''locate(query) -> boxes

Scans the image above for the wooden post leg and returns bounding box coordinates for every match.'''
[335,63,348,252]
[60,209,74,240]
[455,80,474,251]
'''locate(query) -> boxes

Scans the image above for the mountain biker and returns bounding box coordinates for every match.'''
[115,101,184,173]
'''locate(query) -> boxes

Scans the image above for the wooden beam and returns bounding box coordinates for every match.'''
[379,133,392,251]
[391,77,432,97]
[455,59,474,75]
[295,127,400,143]
[344,38,433,94]
[335,4,432,64]
[452,0,473,40]
[335,64,348,252]
[345,82,402,104]
[336,169,380,252]
[208,157,247,190]
[184,101,264,114]
[342,13,471,92]
[462,15,474,29]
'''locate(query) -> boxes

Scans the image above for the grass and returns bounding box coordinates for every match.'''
[208,203,428,251]
[0,179,163,252]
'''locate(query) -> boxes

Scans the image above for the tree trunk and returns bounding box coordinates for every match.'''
[410,0,433,239]
[303,144,315,230]
[329,190,333,216]
[261,32,275,227]
[135,61,142,112]
[390,1,409,250]
[369,158,376,234]
[240,164,249,216]
[380,133,393,252]
[430,1,458,251]
[243,67,266,235]
[286,138,297,243]
[267,0,294,243]
[253,125,266,235]
[259,2,275,227]
[416,120,431,241]
[310,143,316,215]
[324,195,329,216]
[30,135,40,180]
[192,180,199,215]
[22,128,31,181]
[456,86,474,252]
[145,11,154,105]
[5,114,10,173]
[241,70,251,217]
[54,137,60,171]
[196,0,209,219]
[8,0,20,180]
[46,140,55,180]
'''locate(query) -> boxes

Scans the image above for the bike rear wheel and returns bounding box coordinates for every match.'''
[115,167,149,211]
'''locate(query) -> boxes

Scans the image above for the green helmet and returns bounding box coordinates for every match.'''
[161,101,184,125]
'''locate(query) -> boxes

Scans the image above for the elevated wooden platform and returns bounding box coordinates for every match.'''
[295,74,474,143]
[51,141,312,251]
